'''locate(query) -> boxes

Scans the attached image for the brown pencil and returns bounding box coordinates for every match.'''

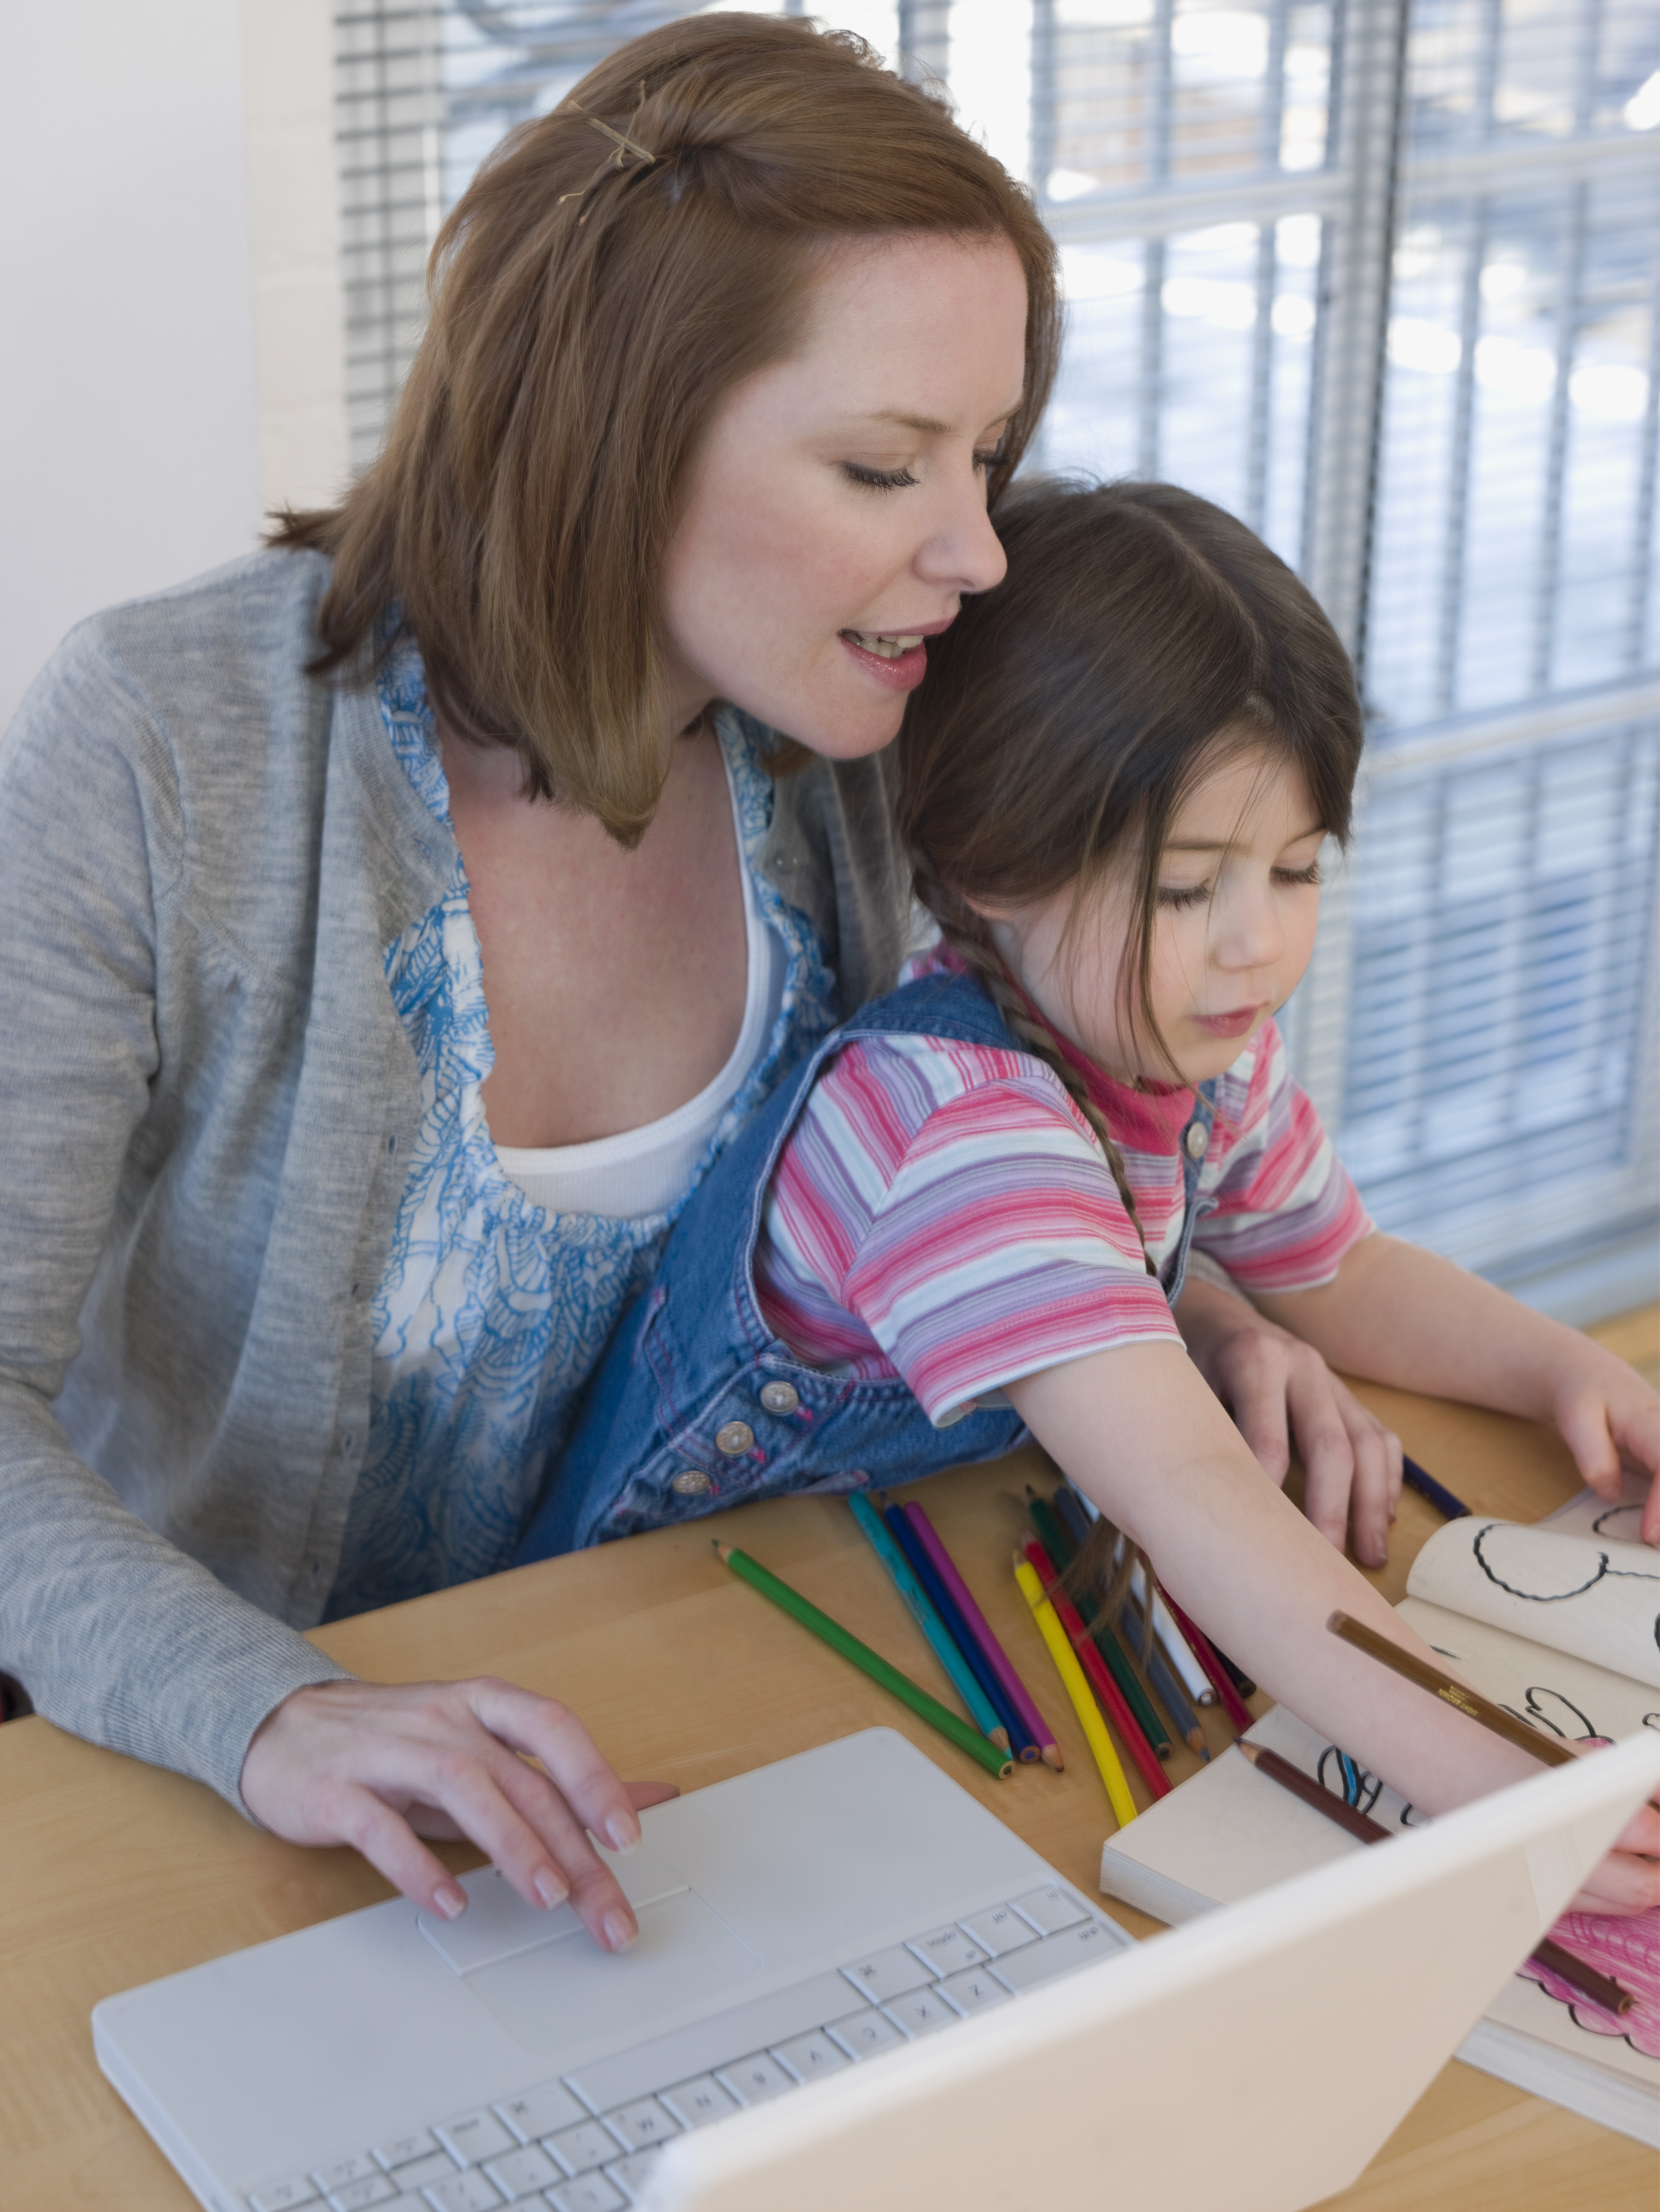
[1241,1742,1633,2017]
[1326,1611,1575,1767]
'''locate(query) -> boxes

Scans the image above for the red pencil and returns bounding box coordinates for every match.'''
[1162,1591,1254,1734]
[1022,1536,1171,1799]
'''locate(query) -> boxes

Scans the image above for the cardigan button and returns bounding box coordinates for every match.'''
[1185,1121,1210,1161]
[671,1468,712,1496]
[759,1381,800,1415]
[715,1420,755,1456]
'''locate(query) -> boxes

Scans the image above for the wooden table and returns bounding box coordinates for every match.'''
[4,1307,1655,2212]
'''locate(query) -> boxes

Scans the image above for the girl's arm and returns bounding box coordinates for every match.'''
[1007,1340,1660,1914]
[1251,1233,1660,1543]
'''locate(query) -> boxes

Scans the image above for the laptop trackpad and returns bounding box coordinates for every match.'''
[463,1890,764,2058]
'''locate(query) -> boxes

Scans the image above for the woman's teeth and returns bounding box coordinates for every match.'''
[843,630,924,660]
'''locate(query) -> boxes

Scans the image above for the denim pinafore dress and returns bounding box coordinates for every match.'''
[513,970,1216,1561]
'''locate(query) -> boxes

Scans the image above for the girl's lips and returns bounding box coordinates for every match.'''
[838,631,929,691]
[1193,1003,1267,1039]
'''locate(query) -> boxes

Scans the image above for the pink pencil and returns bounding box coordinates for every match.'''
[1162,1591,1255,1734]
[903,1502,1062,1771]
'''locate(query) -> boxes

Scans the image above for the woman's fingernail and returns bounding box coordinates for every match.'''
[605,1812,641,1853]
[434,1882,467,1921]
[603,1908,637,1952]
[534,1868,568,1910]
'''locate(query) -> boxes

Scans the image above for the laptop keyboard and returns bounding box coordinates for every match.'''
[245,1885,1120,2212]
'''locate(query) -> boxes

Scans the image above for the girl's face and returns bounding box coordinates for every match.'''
[658,231,1029,758]
[987,746,1328,1090]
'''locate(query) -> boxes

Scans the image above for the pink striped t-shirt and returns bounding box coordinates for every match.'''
[753,949,1371,1424]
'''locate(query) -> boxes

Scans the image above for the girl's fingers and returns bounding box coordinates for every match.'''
[1218,1336,1295,1483]
[1569,1848,1660,1917]
[1557,1394,1624,1498]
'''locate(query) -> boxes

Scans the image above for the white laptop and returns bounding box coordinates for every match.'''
[95,1726,1660,2212]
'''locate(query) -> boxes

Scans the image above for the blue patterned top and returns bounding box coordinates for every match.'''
[324,639,838,1618]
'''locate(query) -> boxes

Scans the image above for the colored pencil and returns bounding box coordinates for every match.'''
[1401,1454,1471,1521]
[904,1502,1064,1773]
[883,1505,1038,1761]
[1036,1490,1173,1759]
[713,1543,1012,1779]
[1211,1645,1258,1701]
[1013,1556,1137,1828]
[1326,1611,1575,1767]
[849,1494,1009,1751]
[1161,1590,1255,1733]
[1124,1593,1209,1759]
[1057,1482,1215,1709]
[1240,1744,1633,2017]
[1021,1536,1170,1799]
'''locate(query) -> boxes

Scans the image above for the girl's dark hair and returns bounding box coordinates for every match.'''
[896,476,1364,1608]
[270,13,1060,846]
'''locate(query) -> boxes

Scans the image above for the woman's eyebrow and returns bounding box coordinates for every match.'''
[856,399,1025,436]
[1164,821,1326,853]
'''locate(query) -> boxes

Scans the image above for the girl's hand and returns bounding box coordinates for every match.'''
[240,1677,679,1950]
[1173,1271,1403,1565]
[1566,1755,1660,1916]
[1548,1345,1660,1545]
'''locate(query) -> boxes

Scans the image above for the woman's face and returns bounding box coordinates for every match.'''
[659,231,1029,758]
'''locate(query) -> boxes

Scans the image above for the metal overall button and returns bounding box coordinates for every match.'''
[758,1380,800,1416]
[715,1420,755,1456]
[1185,1121,1209,1161]
[671,1468,712,1496]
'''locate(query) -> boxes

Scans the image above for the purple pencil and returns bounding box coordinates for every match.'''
[903,1502,1063,1771]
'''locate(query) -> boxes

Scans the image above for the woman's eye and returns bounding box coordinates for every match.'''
[1274,862,1323,887]
[841,462,919,491]
[1158,882,1211,910]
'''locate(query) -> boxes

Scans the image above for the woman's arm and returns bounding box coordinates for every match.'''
[1252,1233,1660,1542]
[1007,1340,1660,1913]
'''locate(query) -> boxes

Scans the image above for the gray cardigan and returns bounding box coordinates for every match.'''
[0,550,911,1806]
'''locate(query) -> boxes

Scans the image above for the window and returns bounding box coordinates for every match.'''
[332,0,1659,1313]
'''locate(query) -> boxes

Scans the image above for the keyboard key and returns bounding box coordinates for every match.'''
[658,2075,739,2129]
[314,2157,380,2193]
[549,2179,625,2212]
[959,1903,1040,1957]
[327,2178,399,2212]
[715,2053,796,2105]
[825,2008,907,2060]
[904,1925,987,1979]
[435,2112,517,2168]
[773,2030,849,2082]
[990,1918,1122,1990]
[883,1985,962,2037]
[601,2097,679,2151]
[604,2150,663,2202]
[838,1944,932,2004]
[392,2155,462,2193]
[494,2082,589,2144]
[1009,1884,1088,1936]
[936,1965,1009,2015]
[420,2173,505,2212]
[546,2121,622,2176]
[565,1970,857,2115]
[374,2133,439,2172]
[250,2181,318,2212]
[482,2142,561,2199]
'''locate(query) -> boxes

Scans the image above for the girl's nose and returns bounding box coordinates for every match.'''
[1215,882,1287,972]
[916,469,1007,597]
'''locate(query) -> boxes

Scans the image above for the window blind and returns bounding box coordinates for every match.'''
[330,0,1659,1312]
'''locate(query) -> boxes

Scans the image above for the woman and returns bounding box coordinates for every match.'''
[0,15,1394,1953]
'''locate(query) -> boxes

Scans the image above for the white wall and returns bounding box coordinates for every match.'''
[0,0,348,733]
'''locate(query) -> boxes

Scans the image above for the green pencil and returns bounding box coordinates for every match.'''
[714,1541,1014,1780]
[1026,1490,1172,1759]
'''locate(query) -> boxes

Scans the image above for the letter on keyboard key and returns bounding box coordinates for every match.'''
[421,2171,505,2212]
[838,1944,932,2004]
[601,2097,679,2151]
[549,2179,625,2212]
[1009,1883,1088,1935]
[494,2082,589,2144]
[959,1903,1039,1957]
[905,1925,987,1978]
[547,2120,623,2176]
[604,2149,664,2203]
[482,2143,561,2199]
[327,2177,399,2212]
[374,2132,439,2171]
[715,2053,796,2105]
[990,1919,1121,1990]
[882,1986,961,2037]
[773,2030,848,2082]
[435,2111,517,2167]
[826,2008,907,2059]
[658,2075,739,2129]
[936,1966,1008,2014]
[249,2181,318,2212]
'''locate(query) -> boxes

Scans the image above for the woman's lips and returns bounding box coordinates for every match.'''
[1193,1003,1267,1039]
[837,619,953,693]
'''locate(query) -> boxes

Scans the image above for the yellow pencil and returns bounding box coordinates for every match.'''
[1013,1555,1138,1829]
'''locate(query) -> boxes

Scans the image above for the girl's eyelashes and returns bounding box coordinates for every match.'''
[1157,881,1210,911]
[841,461,920,491]
[1274,860,1322,887]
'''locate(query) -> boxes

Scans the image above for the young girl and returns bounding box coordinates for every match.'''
[519,478,1659,1912]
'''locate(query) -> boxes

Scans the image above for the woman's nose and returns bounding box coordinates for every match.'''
[915,468,1007,596]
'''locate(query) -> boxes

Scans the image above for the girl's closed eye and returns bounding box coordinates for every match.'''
[1158,880,1211,911]
[842,461,919,491]
[1275,859,1323,887]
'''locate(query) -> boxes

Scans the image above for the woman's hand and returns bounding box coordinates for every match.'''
[1173,1271,1403,1565]
[240,1677,679,1951]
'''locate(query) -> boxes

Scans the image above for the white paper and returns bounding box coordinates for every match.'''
[1405,1513,1660,1687]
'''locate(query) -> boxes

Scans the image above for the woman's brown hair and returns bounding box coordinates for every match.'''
[895,476,1364,1605]
[271,13,1060,844]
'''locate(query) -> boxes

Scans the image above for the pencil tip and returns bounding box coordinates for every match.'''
[1239,1743,1260,1764]
[1186,1729,1206,1755]
[1041,1745,1065,1772]
[991,1729,1011,1751]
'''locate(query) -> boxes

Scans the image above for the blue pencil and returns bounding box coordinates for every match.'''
[1123,1593,1210,1761]
[1402,1454,1471,1521]
[849,1494,1010,1752]
[883,1504,1039,1761]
